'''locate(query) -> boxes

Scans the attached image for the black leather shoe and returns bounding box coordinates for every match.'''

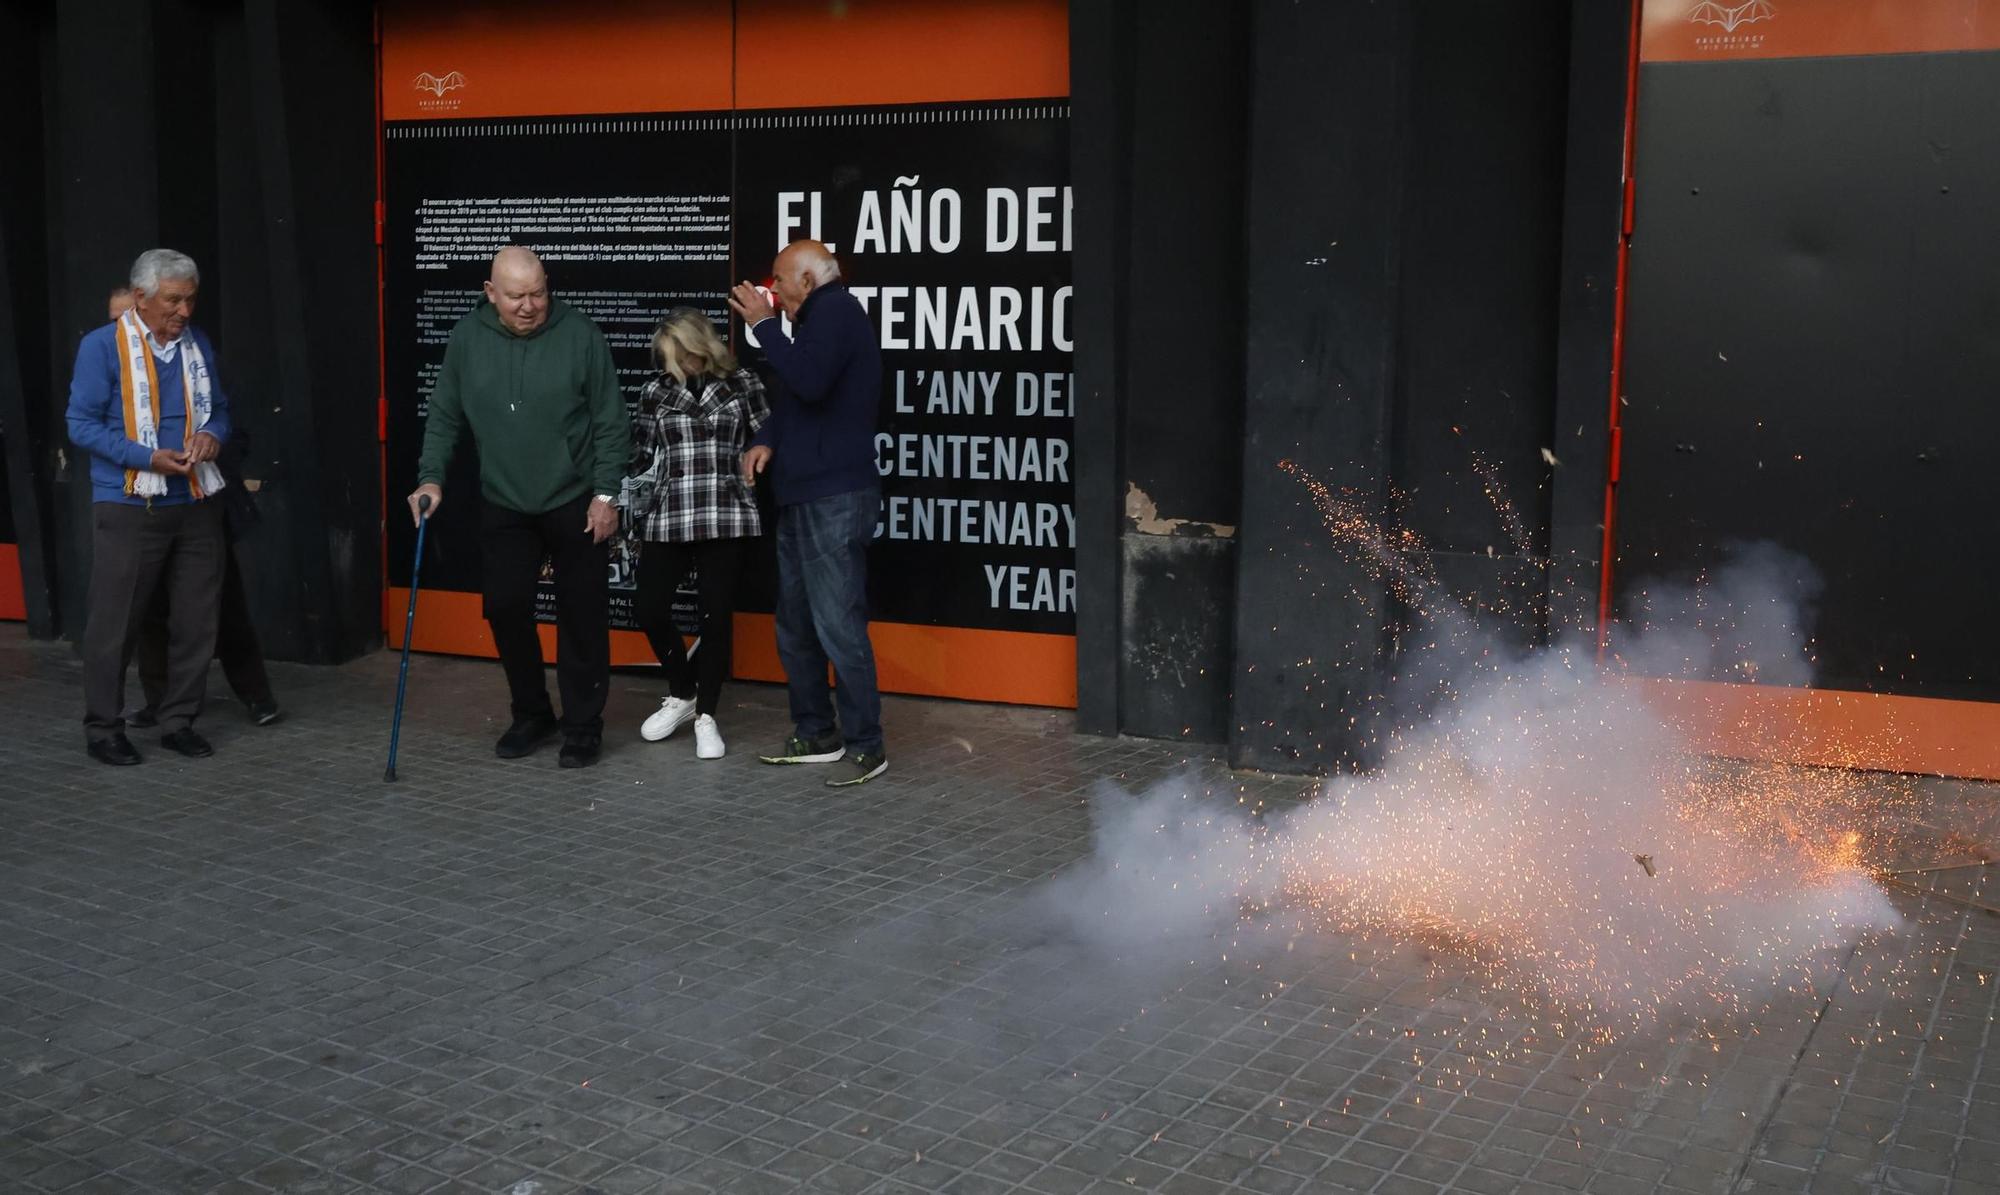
[160,728,213,758]
[558,733,601,769]
[125,707,159,730]
[87,734,143,766]
[496,714,558,759]
[247,700,283,726]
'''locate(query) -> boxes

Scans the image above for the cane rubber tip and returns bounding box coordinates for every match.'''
[384,768,397,782]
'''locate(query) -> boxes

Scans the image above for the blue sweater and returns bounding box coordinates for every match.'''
[67,322,233,506]
[748,283,882,505]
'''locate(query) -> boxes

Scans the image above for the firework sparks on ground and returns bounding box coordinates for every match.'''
[1267,657,1906,1042]
[1053,460,1953,1049]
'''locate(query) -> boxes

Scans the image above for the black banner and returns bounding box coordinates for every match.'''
[383,101,1071,642]
[733,102,1074,634]
[384,114,733,635]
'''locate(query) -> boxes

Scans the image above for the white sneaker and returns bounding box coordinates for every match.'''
[694,715,725,759]
[641,696,696,741]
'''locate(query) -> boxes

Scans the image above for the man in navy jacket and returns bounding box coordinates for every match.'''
[729,240,888,786]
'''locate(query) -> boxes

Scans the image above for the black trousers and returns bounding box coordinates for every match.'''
[81,500,225,740]
[480,495,610,735]
[635,536,746,717]
[136,541,271,713]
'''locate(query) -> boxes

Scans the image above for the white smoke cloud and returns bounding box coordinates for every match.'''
[1033,781,1274,954]
[1043,544,1902,1037]
[1616,540,1825,686]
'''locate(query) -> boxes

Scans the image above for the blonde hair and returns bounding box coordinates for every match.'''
[653,307,737,383]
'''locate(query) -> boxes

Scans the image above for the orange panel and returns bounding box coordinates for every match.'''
[387,587,663,665]
[388,588,1077,708]
[1642,0,2000,62]
[381,0,734,120]
[1621,676,2000,781]
[0,544,24,621]
[382,0,1067,120]
[727,0,1068,107]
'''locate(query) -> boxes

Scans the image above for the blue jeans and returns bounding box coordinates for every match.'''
[775,488,884,755]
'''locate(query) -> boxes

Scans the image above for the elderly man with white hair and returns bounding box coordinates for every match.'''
[66,248,234,765]
[728,239,889,787]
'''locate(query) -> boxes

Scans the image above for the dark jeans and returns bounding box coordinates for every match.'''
[137,542,272,713]
[81,500,226,740]
[479,494,610,735]
[636,536,746,717]
[774,487,883,755]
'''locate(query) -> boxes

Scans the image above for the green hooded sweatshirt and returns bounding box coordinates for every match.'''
[417,298,630,514]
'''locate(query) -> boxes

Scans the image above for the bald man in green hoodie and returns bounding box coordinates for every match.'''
[409,247,631,768]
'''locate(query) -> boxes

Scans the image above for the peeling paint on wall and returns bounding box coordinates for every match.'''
[1126,482,1237,539]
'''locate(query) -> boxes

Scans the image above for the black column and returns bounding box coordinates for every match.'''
[1112,3,1250,744]
[0,7,57,635]
[47,0,165,639]
[238,0,381,663]
[19,0,379,662]
[1389,3,1570,660]
[1547,0,1636,639]
[1228,5,1411,773]
[1067,0,1129,736]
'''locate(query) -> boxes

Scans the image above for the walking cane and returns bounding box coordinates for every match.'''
[385,494,432,782]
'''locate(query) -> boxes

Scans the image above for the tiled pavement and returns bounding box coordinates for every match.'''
[1,624,1997,1195]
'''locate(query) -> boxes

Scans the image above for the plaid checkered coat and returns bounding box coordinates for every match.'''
[622,368,771,542]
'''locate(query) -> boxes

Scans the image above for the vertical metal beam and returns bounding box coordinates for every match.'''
[1067,0,1130,735]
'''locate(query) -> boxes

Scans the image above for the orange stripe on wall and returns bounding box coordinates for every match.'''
[387,587,1077,708]
[1642,0,2000,62]
[1620,676,2000,781]
[380,0,734,120]
[380,0,1067,121]
[0,544,24,621]
[734,0,1069,107]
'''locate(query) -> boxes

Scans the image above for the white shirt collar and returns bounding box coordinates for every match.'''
[147,327,183,364]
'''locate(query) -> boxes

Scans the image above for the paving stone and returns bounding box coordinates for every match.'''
[1,628,1997,1194]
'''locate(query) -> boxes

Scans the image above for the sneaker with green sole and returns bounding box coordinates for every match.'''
[824,752,888,787]
[759,732,845,764]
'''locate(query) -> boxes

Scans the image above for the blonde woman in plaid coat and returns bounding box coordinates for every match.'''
[625,308,771,758]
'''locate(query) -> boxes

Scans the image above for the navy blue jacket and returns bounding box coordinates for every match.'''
[748,283,882,506]
[67,322,233,506]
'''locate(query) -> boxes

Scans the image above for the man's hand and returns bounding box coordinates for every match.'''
[727,281,777,327]
[585,496,618,544]
[184,431,221,465]
[408,483,443,527]
[741,445,773,486]
[148,449,192,477]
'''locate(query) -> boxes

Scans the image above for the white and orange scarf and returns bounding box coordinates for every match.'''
[115,308,226,499]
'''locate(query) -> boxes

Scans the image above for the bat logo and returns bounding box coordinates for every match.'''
[1688,1,1774,33]
[412,71,467,98]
